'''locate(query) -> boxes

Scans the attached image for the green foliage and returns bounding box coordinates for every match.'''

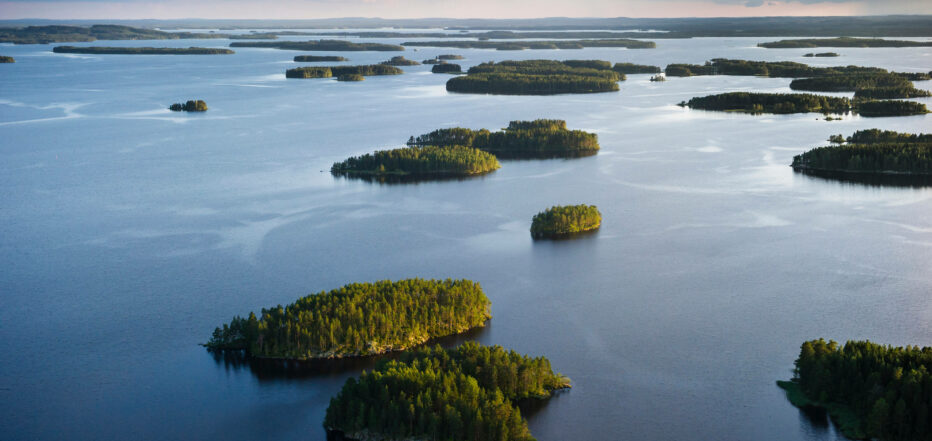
[324,342,570,441]
[530,204,602,239]
[293,55,347,62]
[402,39,656,50]
[52,46,233,55]
[894,71,932,81]
[409,119,599,159]
[785,339,932,441]
[432,63,462,74]
[206,279,492,359]
[336,74,364,82]
[285,64,401,78]
[804,52,840,57]
[230,40,404,51]
[789,73,931,99]
[332,145,501,178]
[0,24,226,44]
[665,58,884,78]
[563,59,612,70]
[759,37,932,48]
[856,100,928,117]
[381,55,420,66]
[613,62,662,74]
[168,100,208,112]
[681,92,851,114]
[0,56,13,63]
[446,60,621,95]
[855,86,932,99]
[792,130,932,175]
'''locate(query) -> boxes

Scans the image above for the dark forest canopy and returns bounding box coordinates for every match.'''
[792,130,932,176]
[331,145,501,178]
[381,55,420,66]
[294,55,347,62]
[205,279,492,359]
[531,204,602,239]
[680,92,851,114]
[778,339,932,440]
[336,73,364,82]
[169,100,207,112]
[562,59,611,70]
[437,54,464,60]
[895,71,932,81]
[0,56,13,63]
[856,100,929,117]
[285,64,402,78]
[432,63,462,73]
[402,39,656,50]
[324,342,570,441]
[0,24,227,44]
[804,52,840,57]
[230,39,404,51]
[664,58,885,78]
[759,37,932,48]
[409,119,599,159]
[789,73,931,99]
[446,60,621,95]
[613,62,662,74]
[52,45,233,54]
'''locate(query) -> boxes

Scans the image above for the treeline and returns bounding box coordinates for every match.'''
[0,24,225,44]
[759,37,932,48]
[205,279,492,359]
[792,130,932,175]
[294,55,347,62]
[857,100,928,117]
[401,39,656,50]
[804,52,840,57]
[432,63,462,73]
[337,74,364,82]
[52,46,234,55]
[613,62,662,74]
[382,56,420,66]
[285,64,402,78]
[780,339,932,440]
[531,205,602,239]
[408,119,599,159]
[446,60,621,95]
[681,92,851,114]
[169,100,207,112]
[664,58,884,78]
[789,73,930,99]
[0,56,13,63]
[331,145,501,178]
[230,40,404,51]
[324,342,570,441]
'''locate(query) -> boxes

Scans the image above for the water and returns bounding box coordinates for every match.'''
[1,34,931,441]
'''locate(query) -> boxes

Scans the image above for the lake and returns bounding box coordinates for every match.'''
[1,32,930,441]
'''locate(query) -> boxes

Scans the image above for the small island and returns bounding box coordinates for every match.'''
[285,64,402,79]
[230,40,404,51]
[759,37,932,48]
[381,55,419,66]
[650,74,666,82]
[331,145,501,179]
[336,73,364,82]
[293,55,347,62]
[325,342,570,441]
[53,46,234,55]
[613,62,662,74]
[789,73,931,99]
[205,279,492,359]
[804,52,840,57]
[168,100,208,112]
[792,129,932,176]
[531,204,602,239]
[679,92,851,114]
[431,63,462,73]
[446,60,622,95]
[777,339,932,441]
[409,119,599,159]
[437,54,464,60]
[0,56,13,63]
[402,38,656,50]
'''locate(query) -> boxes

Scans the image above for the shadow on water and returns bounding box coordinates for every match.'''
[209,323,490,382]
[331,170,496,185]
[793,168,932,188]
[531,228,601,243]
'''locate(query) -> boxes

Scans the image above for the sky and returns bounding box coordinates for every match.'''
[0,0,930,20]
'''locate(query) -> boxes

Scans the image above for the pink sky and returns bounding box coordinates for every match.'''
[0,0,929,20]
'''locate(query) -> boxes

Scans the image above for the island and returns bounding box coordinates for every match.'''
[759,37,932,48]
[777,339,932,440]
[437,54,464,60]
[285,64,402,79]
[408,119,599,159]
[381,55,420,66]
[168,100,208,112]
[293,55,347,62]
[325,342,570,441]
[402,38,656,50]
[52,46,234,55]
[431,63,462,73]
[230,40,404,51]
[336,74,364,82]
[679,92,851,114]
[792,130,932,176]
[331,145,501,179]
[0,24,226,44]
[531,204,602,239]
[803,52,840,57]
[613,62,662,74]
[205,278,492,359]
[446,60,622,95]
[422,58,444,64]
[650,74,666,82]
[0,56,13,63]
[856,100,928,117]
[789,73,931,99]
[664,58,884,78]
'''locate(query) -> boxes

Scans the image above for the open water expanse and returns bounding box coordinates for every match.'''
[1,32,931,440]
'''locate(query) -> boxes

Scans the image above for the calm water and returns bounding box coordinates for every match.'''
[1,33,931,441]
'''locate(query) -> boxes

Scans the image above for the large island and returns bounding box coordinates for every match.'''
[408,119,600,159]
[789,73,931,99]
[325,342,570,441]
[759,37,932,48]
[791,129,932,176]
[331,145,501,180]
[531,204,602,239]
[206,279,492,359]
[285,64,402,78]
[446,59,622,95]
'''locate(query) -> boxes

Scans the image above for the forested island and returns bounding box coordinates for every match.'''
[0,24,226,44]
[325,342,570,441]
[438,54,464,60]
[381,55,420,66]
[680,92,851,114]
[402,39,656,50]
[169,100,208,112]
[205,279,492,359]
[531,205,602,239]
[294,55,347,62]
[792,130,932,176]
[664,58,884,78]
[446,60,622,95]
[777,339,932,440]
[331,145,501,179]
[759,37,932,48]
[52,46,234,55]
[230,40,404,51]
[804,52,840,57]
[856,100,929,117]
[432,63,462,73]
[613,62,662,74]
[0,56,13,63]
[285,64,402,78]
[409,119,599,159]
[789,73,931,99]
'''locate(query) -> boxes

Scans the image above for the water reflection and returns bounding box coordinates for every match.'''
[794,168,932,188]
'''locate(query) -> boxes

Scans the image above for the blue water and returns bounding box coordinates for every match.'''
[1,34,931,441]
